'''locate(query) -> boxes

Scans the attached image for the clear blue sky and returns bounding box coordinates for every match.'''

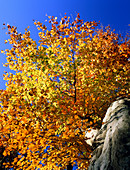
[0,0,130,90]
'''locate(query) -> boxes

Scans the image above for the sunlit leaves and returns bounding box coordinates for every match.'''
[0,13,130,169]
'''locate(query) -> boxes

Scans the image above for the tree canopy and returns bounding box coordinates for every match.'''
[0,13,130,169]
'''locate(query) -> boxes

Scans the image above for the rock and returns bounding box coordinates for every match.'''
[85,128,99,146]
[88,97,130,170]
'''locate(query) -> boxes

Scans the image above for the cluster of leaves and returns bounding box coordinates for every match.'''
[0,13,130,169]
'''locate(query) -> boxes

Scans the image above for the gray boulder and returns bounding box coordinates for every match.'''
[88,97,130,170]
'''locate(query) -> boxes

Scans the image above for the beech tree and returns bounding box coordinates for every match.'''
[0,13,130,169]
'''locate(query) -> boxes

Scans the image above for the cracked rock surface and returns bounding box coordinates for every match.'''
[88,97,130,170]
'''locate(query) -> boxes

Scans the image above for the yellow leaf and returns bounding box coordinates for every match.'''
[3,150,7,156]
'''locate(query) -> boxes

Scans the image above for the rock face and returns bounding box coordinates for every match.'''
[88,97,130,170]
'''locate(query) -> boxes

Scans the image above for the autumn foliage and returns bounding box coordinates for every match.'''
[0,13,130,169]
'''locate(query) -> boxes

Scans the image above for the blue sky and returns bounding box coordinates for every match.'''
[0,0,130,90]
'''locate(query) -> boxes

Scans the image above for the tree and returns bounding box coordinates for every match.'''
[0,13,129,169]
